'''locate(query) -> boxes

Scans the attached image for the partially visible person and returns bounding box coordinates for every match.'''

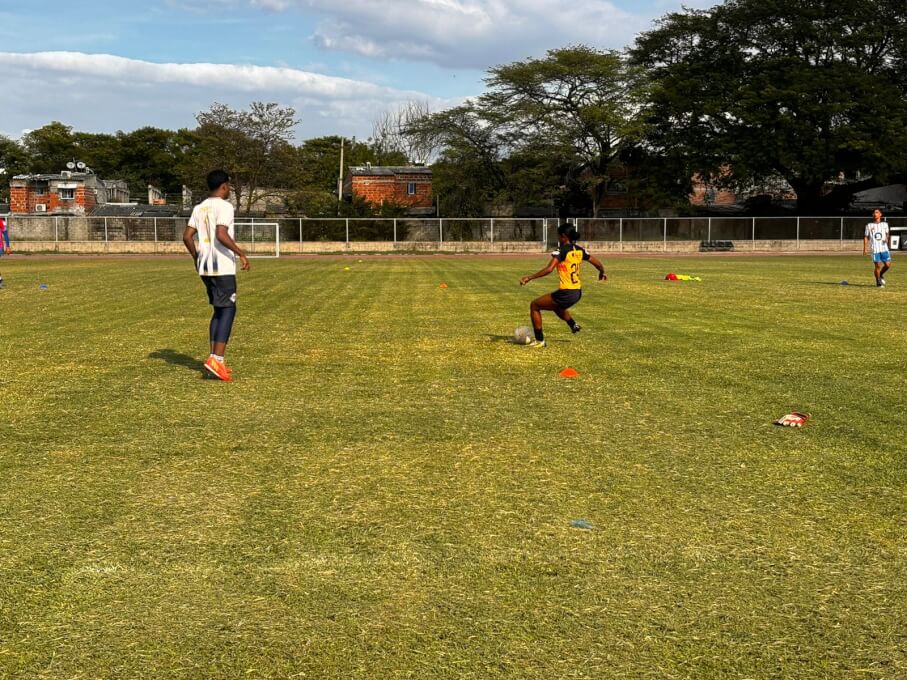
[519,223,606,347]
[0,215,10,289]
[182,169,250,381]
[863,208,891,287]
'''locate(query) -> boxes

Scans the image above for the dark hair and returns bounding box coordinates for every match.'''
[206,169,231,191]
[557,223,580,242]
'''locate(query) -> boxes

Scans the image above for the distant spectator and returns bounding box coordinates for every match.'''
[0,215,10,289]
[863,208,891,287]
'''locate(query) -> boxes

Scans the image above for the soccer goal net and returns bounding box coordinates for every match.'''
[234,221,280,258]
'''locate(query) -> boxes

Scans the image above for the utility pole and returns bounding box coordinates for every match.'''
[337,137,345,216]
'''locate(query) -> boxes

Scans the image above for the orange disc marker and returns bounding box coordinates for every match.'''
[439,283,449,289]
[559,367,579,378]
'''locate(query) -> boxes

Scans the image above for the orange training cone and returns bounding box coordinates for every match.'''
[559,367,579,378]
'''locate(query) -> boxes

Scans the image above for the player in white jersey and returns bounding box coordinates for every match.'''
[863,208,891,287]
[182,169,250,381]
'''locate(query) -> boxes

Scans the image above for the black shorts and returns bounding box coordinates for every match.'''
[551,288,582,309]
[201,275,237,308]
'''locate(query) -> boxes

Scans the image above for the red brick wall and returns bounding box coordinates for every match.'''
[392,174,433,207]
[76,186,96,211]
[9,185,95,213]
[352,176,396,205]
[351,174,432,208]
[9,187,27,213]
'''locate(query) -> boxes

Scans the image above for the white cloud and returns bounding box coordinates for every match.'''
[248,0,649,68]
[0,51,448,139]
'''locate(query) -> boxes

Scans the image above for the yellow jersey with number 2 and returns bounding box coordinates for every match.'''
[553,243,590,290]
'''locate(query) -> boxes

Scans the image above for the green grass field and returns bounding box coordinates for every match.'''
[1,253,905,678]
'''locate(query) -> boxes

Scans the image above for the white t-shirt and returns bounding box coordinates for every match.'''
[188,197,236,276]
[865,221,890,255]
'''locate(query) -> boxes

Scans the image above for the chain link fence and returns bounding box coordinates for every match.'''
[5,215,906,251]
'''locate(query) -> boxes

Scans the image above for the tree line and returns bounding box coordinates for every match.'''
[1,0,905,216]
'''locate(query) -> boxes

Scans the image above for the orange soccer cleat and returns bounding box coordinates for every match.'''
[204,356,233,382]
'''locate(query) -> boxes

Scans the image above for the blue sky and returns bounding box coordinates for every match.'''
[0,0,712,141]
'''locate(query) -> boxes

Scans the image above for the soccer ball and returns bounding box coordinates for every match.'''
[513,326,533,345]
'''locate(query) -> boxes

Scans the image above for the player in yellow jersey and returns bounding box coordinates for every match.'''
[519,224,606,347]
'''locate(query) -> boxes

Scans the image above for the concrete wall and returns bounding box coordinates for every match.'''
[9,239,866,255]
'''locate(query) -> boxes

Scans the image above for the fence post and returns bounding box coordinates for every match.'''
[707,217,711,242]
[796,216,800,250]
[663,217,667,252]
[439,219,444,245]
[619,218,623,253]
[752,217,756,251]
[104,217,108,243]
[54,217,59,244]
[153,217,158,244]
[345,218,349,244]
[490,218,494,245]
[393,218,397,244]
[840,217,844,249]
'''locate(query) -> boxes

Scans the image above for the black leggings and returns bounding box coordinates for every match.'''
[209,306,237,344]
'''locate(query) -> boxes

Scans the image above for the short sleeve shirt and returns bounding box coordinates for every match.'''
[551,243,590,290]
[865,221,890,255]
[188,197,236,276]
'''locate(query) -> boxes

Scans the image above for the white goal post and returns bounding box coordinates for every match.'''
[234,221,280,258]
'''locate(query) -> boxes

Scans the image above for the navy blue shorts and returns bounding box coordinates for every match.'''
[551,288,582,309]
[202,275,237,308]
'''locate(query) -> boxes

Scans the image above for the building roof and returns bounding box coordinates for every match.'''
[12,172,96,181]
[348,165,432,177]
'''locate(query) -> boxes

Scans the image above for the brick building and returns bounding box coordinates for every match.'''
[9,170,128,215]
[346,165,433,213]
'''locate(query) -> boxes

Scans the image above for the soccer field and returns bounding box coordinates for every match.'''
[1,254,905,678]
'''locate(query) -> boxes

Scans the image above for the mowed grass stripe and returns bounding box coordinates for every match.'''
[0,254,905,678]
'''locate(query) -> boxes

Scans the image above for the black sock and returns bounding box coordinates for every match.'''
[566,318,576,329]
[534,328,544,342]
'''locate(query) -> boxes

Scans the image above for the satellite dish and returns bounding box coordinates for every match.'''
[66,161,75,170]
[76,161,86,170]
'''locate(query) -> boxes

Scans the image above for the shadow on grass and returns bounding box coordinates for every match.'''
[811,281,876,288]
[487,334,565,345]
[149,349,202,372]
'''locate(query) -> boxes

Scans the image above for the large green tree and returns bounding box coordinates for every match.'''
[22,122,78,174]
[406,104,507,216]
[631,0,907,213]
[406,46,646,216]
[0,135,29,201]
[481,45,648,212]
[115,127,196,198]
[185,102,299,213]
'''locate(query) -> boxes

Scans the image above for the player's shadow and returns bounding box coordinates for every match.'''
[149,349,202,372]
[812,281,875,288]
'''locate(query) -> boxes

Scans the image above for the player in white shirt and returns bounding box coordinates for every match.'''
[863,208,891,287]
[182,169,250,381]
